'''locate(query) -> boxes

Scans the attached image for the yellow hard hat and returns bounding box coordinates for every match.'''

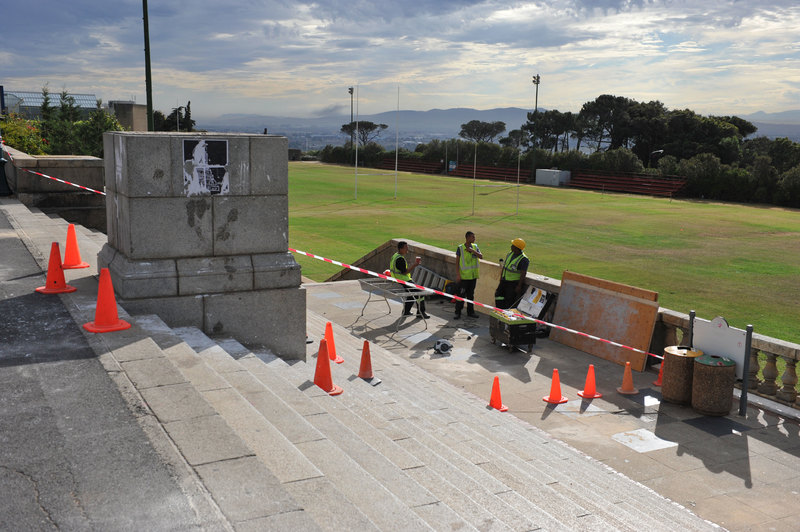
[511,238,526,250]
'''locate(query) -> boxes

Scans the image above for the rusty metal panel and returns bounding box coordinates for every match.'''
[549,271,658,371]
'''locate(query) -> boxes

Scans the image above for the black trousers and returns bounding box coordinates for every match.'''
[455,278,477,315]
[494,280,520,310]
[403,287,426,314]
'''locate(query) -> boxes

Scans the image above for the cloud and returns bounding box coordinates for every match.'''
[2,0,799,118]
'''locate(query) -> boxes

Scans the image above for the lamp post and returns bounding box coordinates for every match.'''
[649,149,664,168]
[143,0,154,131]
[173,106,184,132]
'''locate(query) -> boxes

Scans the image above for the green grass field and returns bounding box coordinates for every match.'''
[289,162,800,345]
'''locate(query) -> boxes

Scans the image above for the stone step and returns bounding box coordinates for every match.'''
[310,328,676,526]
[138,319,383,532]
[373,364,704,531]
[119,317,321,530]
[301,313,713,531]
[370,366,705,531]
[353,365,666,531]
[283,346,586,531]
[165,323,441,531]
[176,328,435,496]
[278,324,608,529]
[207,335,521,531]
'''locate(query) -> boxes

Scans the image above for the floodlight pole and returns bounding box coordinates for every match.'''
[394,85,399,199]
[348,87,354,146]
[516,138,521,215]
[471,142,477,216]
[531,73,540,180]
[354,85,359,200]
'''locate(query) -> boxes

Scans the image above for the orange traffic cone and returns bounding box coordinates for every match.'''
[324,321,344,364]
[652,360,664,386]
[62,224,89,269]
[83,268,131,333]
[358,340,374,379]
[578,364,603,399]
[543,368,568,404]
[617,361,639,395]
[358,340,382,385]
[36,242,77,294]
[488,376,508,411]
[314,338,343,395]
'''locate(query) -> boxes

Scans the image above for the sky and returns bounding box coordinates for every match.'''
[2,0,799,120]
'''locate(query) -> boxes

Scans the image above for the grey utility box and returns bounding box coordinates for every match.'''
[535,169,570,187]
[99,132,306,360]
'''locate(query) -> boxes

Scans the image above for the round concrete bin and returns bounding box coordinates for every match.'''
[661,346,703,405]
[691,354,736,416]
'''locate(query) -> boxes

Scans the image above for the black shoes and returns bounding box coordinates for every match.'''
[467,312,479,319]
[454,313,461,320]
[417,312,431,319]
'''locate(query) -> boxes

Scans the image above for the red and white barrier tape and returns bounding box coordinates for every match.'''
[289,247,662,360]
[1,140,106,196]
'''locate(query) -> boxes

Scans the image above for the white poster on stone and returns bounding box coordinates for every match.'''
[183,139,230,196]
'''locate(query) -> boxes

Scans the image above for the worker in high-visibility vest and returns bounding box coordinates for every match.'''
[454,231,483,319]
[389,241,430,318]
[494,238,529,309]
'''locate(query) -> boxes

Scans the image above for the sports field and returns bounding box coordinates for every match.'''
[288,162,800,345]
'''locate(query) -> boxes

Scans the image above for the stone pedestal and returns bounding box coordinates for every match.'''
[100,132,306,360]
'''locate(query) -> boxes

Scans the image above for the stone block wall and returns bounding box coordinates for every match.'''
[100,132,306,360]
[1,145,105,230]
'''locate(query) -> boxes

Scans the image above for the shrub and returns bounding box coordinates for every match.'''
[74,108,124,158]
[774,165,800,208]
[0,114,49,155]
[587,147,645,173]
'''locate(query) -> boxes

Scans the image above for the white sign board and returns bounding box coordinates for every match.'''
[517,286,548,318]
[693,316,748,380]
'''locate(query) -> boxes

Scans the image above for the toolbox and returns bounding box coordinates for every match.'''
[489,309,537,353]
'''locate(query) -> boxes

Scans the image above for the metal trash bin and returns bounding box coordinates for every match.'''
[661,346,703,405]
[691,354,736,416]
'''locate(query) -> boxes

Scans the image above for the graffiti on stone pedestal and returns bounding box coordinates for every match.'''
[183,139,229,196]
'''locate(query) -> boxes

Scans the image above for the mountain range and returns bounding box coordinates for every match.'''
[198,107,800,151]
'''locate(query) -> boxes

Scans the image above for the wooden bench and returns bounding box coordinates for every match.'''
[569,170,687,197]
[448,164,532,182]
[379,158,444,174]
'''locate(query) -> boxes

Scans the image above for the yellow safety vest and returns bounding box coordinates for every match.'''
[390,252,411,281]
[501,251,528,281]
[458,243,480,280]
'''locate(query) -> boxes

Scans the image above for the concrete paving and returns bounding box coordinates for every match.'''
[0,203,229,531]
[304,279,800,532]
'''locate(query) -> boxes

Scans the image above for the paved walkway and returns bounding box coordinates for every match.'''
[304,279,800,532]
[0,203,229,530]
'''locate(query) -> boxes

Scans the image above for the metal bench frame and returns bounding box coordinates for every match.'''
[357,267,446,331]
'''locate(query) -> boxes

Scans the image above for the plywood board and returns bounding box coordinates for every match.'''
[549,271,659,371]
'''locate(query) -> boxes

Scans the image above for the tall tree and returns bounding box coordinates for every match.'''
[341,121,389,146]
[579,94,634,151]
[184,101,196,132]
[499,129,528,149]
[57,89,82,122]
[628,100,668,164]
[458,120,506,143]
